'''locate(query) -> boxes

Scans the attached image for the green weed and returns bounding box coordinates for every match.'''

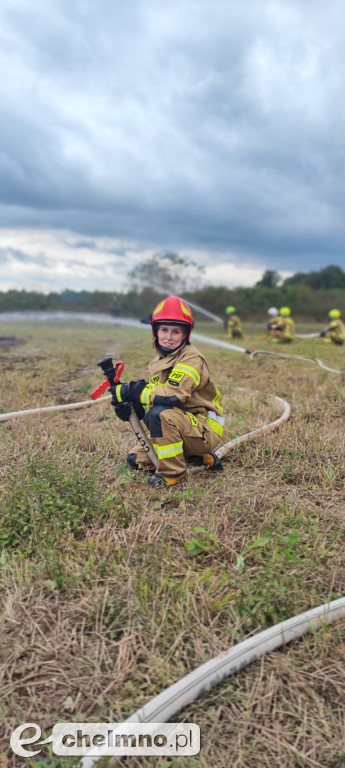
[0,453,110,556]
[184,526,220,556]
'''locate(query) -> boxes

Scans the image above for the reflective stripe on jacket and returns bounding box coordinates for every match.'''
[140,344,224,427]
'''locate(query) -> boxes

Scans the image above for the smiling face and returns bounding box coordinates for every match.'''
[156,324,186,350]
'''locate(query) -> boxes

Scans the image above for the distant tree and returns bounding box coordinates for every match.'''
[282,271,307,286]
[127,252,204,294]
[283,264,345,289]
[307,264,345,289]
[255,270,280,288]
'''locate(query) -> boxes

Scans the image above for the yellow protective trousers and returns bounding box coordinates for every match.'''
[130,406,221,478]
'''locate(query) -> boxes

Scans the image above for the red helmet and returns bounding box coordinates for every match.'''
[151,296,194,342]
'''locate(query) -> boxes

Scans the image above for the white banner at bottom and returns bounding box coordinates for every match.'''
[11,722,200,757]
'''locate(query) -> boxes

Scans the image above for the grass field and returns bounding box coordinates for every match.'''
[0,317,344,768]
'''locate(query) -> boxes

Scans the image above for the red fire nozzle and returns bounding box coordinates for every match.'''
[90,358,125,400]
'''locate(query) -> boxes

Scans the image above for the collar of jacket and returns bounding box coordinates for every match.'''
[152,344,205,372]
[155,346,184,363]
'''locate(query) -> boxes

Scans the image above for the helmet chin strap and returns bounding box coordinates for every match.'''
[155,337,188,356]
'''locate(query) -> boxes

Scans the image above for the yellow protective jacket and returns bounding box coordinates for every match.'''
[270,315,295,336]
[326,319,345,340]
[228,314,242,332]
[139,343,225,435]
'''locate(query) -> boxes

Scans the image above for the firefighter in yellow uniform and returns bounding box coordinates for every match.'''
[225,306,243,338]
[268,306,295,342]
[320,309,345,345]
[110,296,225,487]
[266,307,279,334]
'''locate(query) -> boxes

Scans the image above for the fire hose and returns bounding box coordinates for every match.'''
[248,348,345,374]
[191,331,345,375]
[76,596,345,768]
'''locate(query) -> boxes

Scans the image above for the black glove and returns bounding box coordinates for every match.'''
[109,383,125,407]
[108,379,147,406]
[120,379,148,403]
[114,402,145,422]
[114,402,132,421]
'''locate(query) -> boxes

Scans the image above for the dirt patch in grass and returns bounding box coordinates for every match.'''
[0,335,26,349]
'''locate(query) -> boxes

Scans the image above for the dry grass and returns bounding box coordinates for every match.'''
[0,318,344,767]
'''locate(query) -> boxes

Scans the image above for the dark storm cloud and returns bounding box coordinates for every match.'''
[0,247,51,266]
[66,238,128,257]
[67,240,98,251]
[1,0,345,282]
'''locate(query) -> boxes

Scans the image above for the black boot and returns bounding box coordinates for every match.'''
[127,453,139,470]
[203,452,223,471]
[188,452,223,471]
[148,472,185,487]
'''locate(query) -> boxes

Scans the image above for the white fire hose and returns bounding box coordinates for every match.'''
[124,597,345,724]
[249,348,344,374]
[77,597,345,768]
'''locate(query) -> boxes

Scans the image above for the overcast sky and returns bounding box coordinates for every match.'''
[1,0,344,293]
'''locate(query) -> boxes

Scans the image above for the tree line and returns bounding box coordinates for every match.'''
[0,263,344,321]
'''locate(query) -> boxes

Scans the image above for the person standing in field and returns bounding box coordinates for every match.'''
[320,309,345,345]
[225,306,243,339]
[109,295,121,320]
[267,306,295,343]
[109,296,225,487]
